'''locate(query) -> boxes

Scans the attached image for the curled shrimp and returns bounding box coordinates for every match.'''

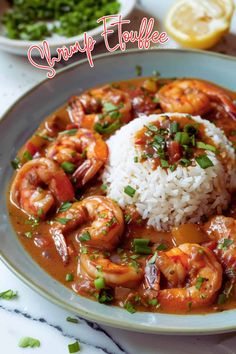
[50,196,124,263]
[80,253,144,288]
[158,79,236,120]
[145,244,222,311]
[68,86,132,131]
[46,128,108,187]
[10,157,75,219]
[204,216,236,280]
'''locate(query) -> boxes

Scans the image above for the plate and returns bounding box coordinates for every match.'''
[1,48,236,334]
[0,0,136,56]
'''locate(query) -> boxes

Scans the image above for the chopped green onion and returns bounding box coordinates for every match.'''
[18,337,40,348]
[24,231,33,239]
[195,154,214,169]
[36,133,55,142]
[81,246,88,254]
[218,238,234,250]
[59,129,77,135]
[11,157,20,170]
[195,277,206,290]
[170,122,180,134]
[174,132,191,145]
[124,214,132,223]
[196,141,217,152]
[217,293,226,305]
[134,156,138,163]
[124,301,136,313]
[135,65,142,76]
[148,252,157,264]
[124,185,136,198]
[65,273,74,282]
[161,159,169,168]
[109,111,121,120]
[0,289,17,300]
[55,217,71,225]
[23,150,33,161]
[154,134,165,144]
[101,184,108,191]
[68,341,80,353]
[148,298,159,306]
[147,124,158,132]
[170,164,177,172]
[97,289,113,303]
[94,277,106,290]
[61,161,76,174]
[59,202,72,212]
[103,102,118,113]
[79,231,91,242]
[152,96,160,103]
[66,317,79,324]
[37,208,44,217]
[133,238,152,255]
[180,158,191,167]
[156,243,167,251]
[94,120,121,135]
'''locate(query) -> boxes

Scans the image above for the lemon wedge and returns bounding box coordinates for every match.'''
[165,0,235,49]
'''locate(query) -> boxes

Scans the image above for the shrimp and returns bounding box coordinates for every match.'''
[50,196,124,263]
[157,79,236,120]
[80,253,144,288]
[10,157,75,219]
[46,128,108,187]
[203,216,236,280]
[68,86,132,131]
[145,244,222,311]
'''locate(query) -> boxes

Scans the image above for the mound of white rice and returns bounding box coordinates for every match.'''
[102,114,236,231]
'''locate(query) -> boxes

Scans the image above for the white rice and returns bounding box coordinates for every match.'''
[102,114,236,231]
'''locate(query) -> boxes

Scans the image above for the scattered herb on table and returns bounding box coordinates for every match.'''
[0,289,17,300]
[18,337,40,348]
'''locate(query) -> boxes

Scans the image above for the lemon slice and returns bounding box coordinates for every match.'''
[165,0,235,49]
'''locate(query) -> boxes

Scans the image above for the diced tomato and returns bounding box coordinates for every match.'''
[51,173,75,202]
[167,141,182,164]
[25,141,39,156]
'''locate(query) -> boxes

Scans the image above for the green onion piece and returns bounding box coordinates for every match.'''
[154,134,165,144]
[124,214,132,223]
[66,317,79,324]
[37,208,44,217]
[148,298,159,306]
[180,158,191,167]
[218,238,234,250]
[79,231,91,242]
[36,134,55,142]
[23,150,33,161]
[59,202,72,212]
[103,102,118,113]
[11,157,20,170]
[124,185,136,197]
[170,164,177,172]
[65,273,74,282]
[61,161,76,174]
[135,65,142,76]
[94,277,106,290]
[24,231,32,239]
[124,301,136,313]
[55,217,71,225]
[68,341,80,353]
[81,246,88,254]
[101,184,108,191]
[0,289,17,300]
[195,154,214,169]
[217,293,226,305]
[94,120,121,135]
[170,122,180,134]
[59,129,77,135]
[133,239,152,254]
[97,289,113,303]
[161,159,169,168]
[195,277,206,290]
[174,132,191,145]
[152,96,160,103]
[183,124,198,136]
[134,156,138,163]
[196,141,217,152]
[109,111,121,119]
[147,124,158,132]
[156,243,167,251]
[18,337,40,348]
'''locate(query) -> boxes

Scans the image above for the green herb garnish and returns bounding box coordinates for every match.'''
[11,157,20,170]
[133,239,152,255]
[124,301,136,314]
[58,202,72,212]
[65,273,74,282]
[61,161,76,174]
[68,341,80,353]
[124,185,136,198]
[18,337,40,348]
[66,317,79,324]
[196,141,217,152]
[135,65,142,76]
[195,154,214,169]
[94,277,106,290]
[79,231,91,242]
[0,289,17,300]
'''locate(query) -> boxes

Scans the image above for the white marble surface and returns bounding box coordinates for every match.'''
[1,1,236,353]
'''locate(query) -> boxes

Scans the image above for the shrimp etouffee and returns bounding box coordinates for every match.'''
[8,75,236,314]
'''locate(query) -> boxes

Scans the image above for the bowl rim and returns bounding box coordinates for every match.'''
[1,47,236,335]
[0,0,136,48]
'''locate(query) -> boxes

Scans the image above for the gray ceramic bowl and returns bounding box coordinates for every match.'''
[1,49,236,334]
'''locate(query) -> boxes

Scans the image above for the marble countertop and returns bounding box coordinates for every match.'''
[1,1,236,353]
